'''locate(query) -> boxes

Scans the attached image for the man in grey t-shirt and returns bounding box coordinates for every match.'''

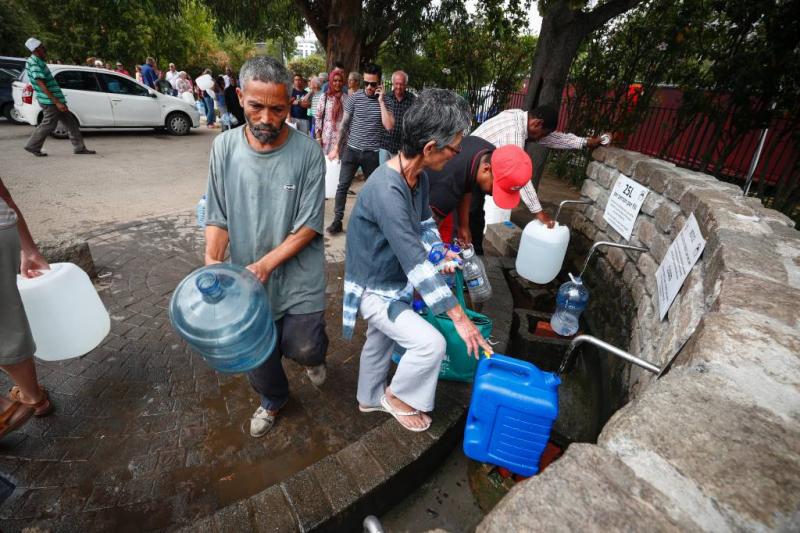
[205,56,328,438]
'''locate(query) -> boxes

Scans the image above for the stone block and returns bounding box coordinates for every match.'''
[248,485,298,533]
[336,439,385,496]
[309,455,360,515]
[213,501,255,533]
[653,202,682,234]
[622,262,638,285]
[712,273,799,328]
[631,159,676,188]
[650,232,671,263]
[694,199,772,239]
[636,253,658,281]
[705,229,787,287]
[599,367,800,532]
[605,246,628,273]
[38,239,95,277]
[633,219,657,250]
[483,222,522,258]
[597,166,618,189]
[646,167,684,195]
[585,160,604,181]
[591,209,609,232]
[679,188,736,218]
[615,152,650,177]
[640,192,662,216]
[670,214,687,235]
[591,146,611,162]
[280,468,333,532]
[582,180,605,204]
[477,444,695,532]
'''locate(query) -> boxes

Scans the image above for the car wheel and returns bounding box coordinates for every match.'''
[2,104,26,125]
[166,112,191,136]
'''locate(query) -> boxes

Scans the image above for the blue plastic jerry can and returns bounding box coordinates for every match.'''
[463,354,560,477]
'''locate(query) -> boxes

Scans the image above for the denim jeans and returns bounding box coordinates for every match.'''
[203,95,215,125]
[246,311,328,411]
[333,146,380,222]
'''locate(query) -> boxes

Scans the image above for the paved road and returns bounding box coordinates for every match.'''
[0,121,216,240]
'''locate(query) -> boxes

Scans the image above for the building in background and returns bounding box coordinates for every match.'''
[294,26,319,58]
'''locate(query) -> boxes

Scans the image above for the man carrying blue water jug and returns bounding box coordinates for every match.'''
[204,56,328,438]
[343,89,493,432]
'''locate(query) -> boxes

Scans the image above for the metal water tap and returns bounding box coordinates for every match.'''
[579,241,648,278]
[558,334,662,376]
[554,199,593,224]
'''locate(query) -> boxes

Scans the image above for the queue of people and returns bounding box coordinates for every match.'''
[5,43,606,440]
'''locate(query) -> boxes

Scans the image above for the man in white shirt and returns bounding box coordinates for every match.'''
[469,105,606,252]
[165,63,179,96]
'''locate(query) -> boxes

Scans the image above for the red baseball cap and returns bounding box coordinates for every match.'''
[490,145,532,209]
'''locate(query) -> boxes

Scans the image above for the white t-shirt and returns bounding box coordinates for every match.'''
[165,70,179,88]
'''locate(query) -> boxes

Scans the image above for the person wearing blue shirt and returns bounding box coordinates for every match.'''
[140,57,158,89]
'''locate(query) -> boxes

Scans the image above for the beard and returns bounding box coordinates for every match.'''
[246,117,283,143]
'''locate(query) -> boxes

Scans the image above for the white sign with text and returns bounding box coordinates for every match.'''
[603,174,649,240]
[656,213,706,320]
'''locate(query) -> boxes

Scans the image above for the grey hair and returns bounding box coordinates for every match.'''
[239,56,293,96]
[309,76,321,88]
[401,89,471,157]
[348,71,362,82]
[392,70,408,84]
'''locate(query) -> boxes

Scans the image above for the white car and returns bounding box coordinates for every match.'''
[12,65,200,136]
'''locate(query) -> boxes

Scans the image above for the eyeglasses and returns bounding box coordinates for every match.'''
[442,143,462,155]
[364,81,380,87]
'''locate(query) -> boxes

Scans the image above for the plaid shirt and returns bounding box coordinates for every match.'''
[26,55,64,105]
[471,109,588,213]
[380,91,416,154]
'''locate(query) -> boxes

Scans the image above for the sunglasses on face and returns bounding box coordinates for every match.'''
[364,81,379,87]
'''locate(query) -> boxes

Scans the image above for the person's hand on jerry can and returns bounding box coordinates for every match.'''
[439,248,462,274]
[537,211,556,229]
[20,248,49,279]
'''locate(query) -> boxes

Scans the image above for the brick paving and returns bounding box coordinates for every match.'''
[0,214,394,531]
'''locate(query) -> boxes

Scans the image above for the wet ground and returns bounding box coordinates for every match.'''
[0,213,385,531]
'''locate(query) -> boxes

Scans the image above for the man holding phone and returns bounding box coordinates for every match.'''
[326,63,394,235]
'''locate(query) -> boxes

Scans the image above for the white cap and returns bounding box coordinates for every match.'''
[25,37,42,52]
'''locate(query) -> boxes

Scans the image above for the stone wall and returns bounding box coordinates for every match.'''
[479,147,800,531]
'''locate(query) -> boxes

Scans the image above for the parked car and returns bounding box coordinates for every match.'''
[12,65,200,136]
[0,56,26,124]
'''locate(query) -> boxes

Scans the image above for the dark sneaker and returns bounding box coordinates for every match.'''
[24,147,47,157]
[326,220,343,235]
[73,148,96,155]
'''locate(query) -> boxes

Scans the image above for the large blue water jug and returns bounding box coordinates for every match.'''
[463,354,560,477]
[169,264,277,373]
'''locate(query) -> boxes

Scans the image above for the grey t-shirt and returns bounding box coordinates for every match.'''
[0,197,17,229]
[205,126,326,319]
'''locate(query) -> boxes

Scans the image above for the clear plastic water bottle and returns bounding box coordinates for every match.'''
[550,273,590,336]
[169,263,277,373]
[196,194,207,228]
[462,245,492,303]
[428,242,461,288]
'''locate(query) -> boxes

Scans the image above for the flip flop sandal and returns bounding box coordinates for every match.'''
[380,394,431,433]
[358,404,388,414]
[9,386,53,417]
[0,397,35,439]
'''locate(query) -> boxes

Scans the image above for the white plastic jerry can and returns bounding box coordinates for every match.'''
[516,219,570,284]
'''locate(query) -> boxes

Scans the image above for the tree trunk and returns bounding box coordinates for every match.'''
[325,0,362,72]
[525,0,643,112]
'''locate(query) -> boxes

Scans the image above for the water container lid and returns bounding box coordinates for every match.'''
[169,263,272,345]
[462,245,475,259]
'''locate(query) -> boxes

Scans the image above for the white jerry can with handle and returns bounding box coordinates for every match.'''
[16,263,110,361]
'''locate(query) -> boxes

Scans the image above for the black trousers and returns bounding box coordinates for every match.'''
[333,146,380,222]
[246,310,328,410]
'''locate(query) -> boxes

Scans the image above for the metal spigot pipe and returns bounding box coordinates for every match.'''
[555,199,593,224]
[562,334,661,374]
[579,241,649,279]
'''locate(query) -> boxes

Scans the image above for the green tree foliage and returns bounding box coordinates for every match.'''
[564,0,800,219]
[0,0,39,57]
[287,54,326,80]
[203,0,303,52]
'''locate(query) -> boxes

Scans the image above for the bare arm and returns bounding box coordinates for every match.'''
[204,225,229,265]
[246,226,318,283]
[379,91,395,131]
[446,304,493,359]
[456,192,472,244]
[0,178,48,277]
[35,79,66,110]
[333,111,352,158]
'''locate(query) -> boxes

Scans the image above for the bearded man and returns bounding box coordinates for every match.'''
[204,56,329,438]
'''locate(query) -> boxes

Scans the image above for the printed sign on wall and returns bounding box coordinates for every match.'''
[603,174,649,240]
[656,213,706,320]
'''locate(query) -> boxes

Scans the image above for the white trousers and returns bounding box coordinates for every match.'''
[357,293,446,412]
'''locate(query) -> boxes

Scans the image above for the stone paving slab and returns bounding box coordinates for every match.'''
[0,213,471,532]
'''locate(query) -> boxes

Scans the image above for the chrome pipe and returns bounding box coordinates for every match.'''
[555,199,593,224]
[363,515,385,533]
[579,241,648,279]
[559,334,661,375]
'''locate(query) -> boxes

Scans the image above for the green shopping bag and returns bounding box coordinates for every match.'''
[392,270,493,382]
